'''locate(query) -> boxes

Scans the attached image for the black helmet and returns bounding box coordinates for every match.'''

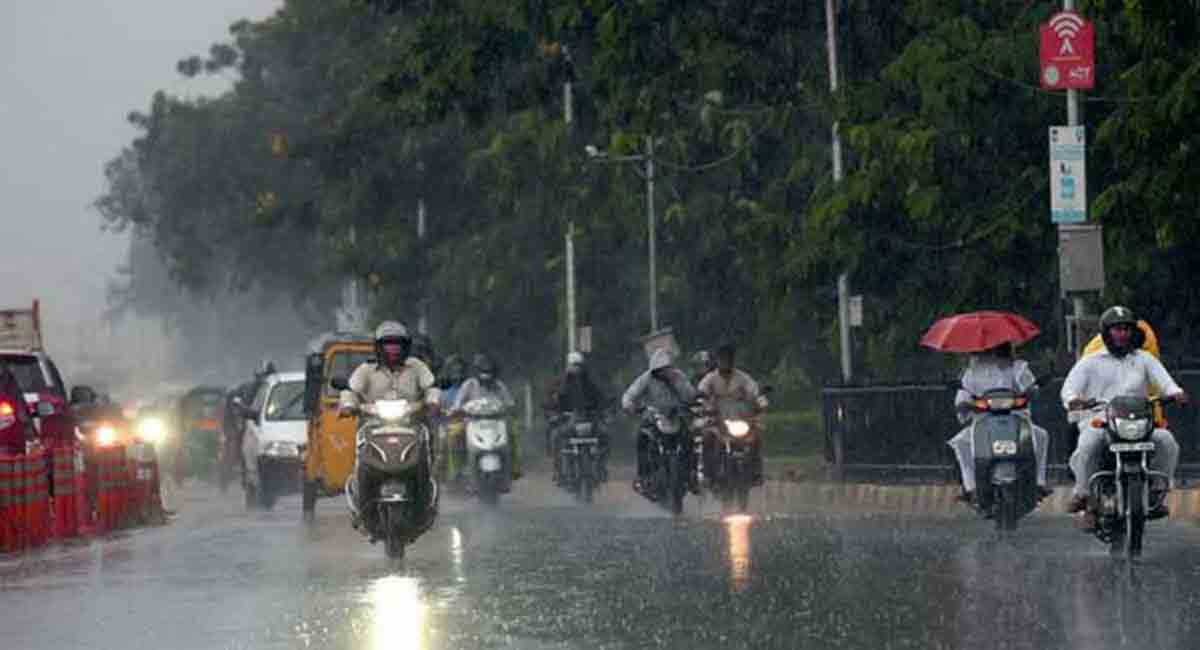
[472,353,497,378]
[1099,306,1144,357]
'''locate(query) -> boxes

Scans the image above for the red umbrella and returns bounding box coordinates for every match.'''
[920,311,1041,353]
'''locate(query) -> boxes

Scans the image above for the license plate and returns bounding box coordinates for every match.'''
[568,438,599,445]
[479,454,502,472]
[1110,442,1155,452]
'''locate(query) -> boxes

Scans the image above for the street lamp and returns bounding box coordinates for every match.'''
[586,136,659,333]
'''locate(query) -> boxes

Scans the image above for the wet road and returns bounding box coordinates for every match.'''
[5,474,1200,650]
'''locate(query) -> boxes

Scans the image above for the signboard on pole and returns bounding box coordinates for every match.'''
[848,295,863,327]
[1058,224,1104,294]
[577,326,593,353]
[1050,126,1087,223]
[1040,11,1095,90]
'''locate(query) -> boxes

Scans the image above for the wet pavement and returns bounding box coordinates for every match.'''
[4,474,1200,650]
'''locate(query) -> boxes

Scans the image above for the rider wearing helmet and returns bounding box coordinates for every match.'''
[545,351,607,483]
[452,353,520,478]
[1062,306,1189,518]
[340,322,440,524]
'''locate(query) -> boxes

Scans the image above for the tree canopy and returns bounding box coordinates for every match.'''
[97,0,1200,394]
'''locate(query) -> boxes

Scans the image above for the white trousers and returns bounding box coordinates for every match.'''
[948,422,1048,492]
[1068,424,1178,496]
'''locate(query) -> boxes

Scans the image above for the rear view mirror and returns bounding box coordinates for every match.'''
[330,376,350,392]
[36,401,54,417]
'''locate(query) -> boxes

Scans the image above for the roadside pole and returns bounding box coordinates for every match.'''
[564,48,577,356]
[826,0,851,384]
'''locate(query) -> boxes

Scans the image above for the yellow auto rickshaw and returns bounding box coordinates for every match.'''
[301,332,376,518]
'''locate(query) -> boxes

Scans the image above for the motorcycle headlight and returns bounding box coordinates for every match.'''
[137,418,166,444]
[725,420,751,438]
[263,441,301,458]
[375,401,413,420]
[96,425,118,447]
[992,440,1018,456]
[1114,417,1150,441]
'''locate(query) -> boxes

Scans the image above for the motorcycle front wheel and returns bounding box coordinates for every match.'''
[383,503,406,559]
[1124,476,1146,558]
[667,453,686,516]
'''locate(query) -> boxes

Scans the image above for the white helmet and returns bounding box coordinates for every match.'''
[375,321,409,342]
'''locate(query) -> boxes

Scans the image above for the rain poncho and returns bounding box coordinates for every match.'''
[621,349,697,413]
[343,357,440,408]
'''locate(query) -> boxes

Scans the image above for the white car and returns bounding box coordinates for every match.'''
[240,372,307,510]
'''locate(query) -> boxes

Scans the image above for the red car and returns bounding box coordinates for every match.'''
[0,364,34,455]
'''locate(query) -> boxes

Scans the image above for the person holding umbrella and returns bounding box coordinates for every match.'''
[921,311,1051,504]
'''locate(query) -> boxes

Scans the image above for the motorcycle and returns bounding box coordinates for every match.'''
[556,411,608,504]
[337,386,438,559]
[638,404,695,515]
[699,398,761,513]
[461,395,513,506]
[1076,396,1176,558]
[965,389,1041,531]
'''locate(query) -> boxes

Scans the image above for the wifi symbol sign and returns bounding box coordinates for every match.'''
[1039,11,1095,90]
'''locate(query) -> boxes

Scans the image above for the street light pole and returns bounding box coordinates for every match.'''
[826,0,851,384]
[646,135,657,333]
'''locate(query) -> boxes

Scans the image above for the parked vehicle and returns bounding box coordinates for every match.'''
[240,372,306,510]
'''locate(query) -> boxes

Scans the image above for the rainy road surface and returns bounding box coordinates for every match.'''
[5,472,1200,650]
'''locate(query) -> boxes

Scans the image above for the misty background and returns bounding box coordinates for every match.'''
[1,0,294,398]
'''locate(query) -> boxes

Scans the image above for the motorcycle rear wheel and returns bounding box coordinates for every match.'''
[667,454,686,516]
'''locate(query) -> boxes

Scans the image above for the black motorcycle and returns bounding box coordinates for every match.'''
[334,380,438,559]
[965,389,1041,531]
[557,411,608,504]
[1077,396,1175,558]
[701,398,760,513]
[638,405,694,515]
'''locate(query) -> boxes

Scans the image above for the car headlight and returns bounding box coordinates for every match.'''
[96,425,118,447]
[263,441,301,458]
[137,418,166,444]
[1114,417,1150,441]
[725,420,751,438]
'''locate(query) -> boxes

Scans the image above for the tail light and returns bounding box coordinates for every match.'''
[0,401,15,429]
[1091,417,1105,428]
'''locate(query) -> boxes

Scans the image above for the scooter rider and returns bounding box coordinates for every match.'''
[697,342,768,486]
[948,342,1052,504]
[452,353,520,479]
[339,321,441,524]
[1063,306,1189,518]
[547,351,607,483]
[622,348,698,493]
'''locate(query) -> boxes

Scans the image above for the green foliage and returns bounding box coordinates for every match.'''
[97,0,1200,390]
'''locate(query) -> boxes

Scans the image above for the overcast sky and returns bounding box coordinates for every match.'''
[0,0,280,354]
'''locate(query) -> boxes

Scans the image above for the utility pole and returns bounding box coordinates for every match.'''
[1064,0,1086,357]
[418,198,428,335]
[826,0,851,384]
[564,45,577,354]
[646,135,658,333]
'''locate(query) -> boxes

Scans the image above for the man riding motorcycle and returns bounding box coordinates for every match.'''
[451,353,520,479]
[339,321,440,526]
[948,342,1052,504]
[622,349,698,494]
[697,342,768,486]
[1063,306,1189,518]
[546,351,607,483]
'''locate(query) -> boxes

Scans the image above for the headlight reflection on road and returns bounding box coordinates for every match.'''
[367,576,427,650]
[451,527,465,584]
[724,514,754,592]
